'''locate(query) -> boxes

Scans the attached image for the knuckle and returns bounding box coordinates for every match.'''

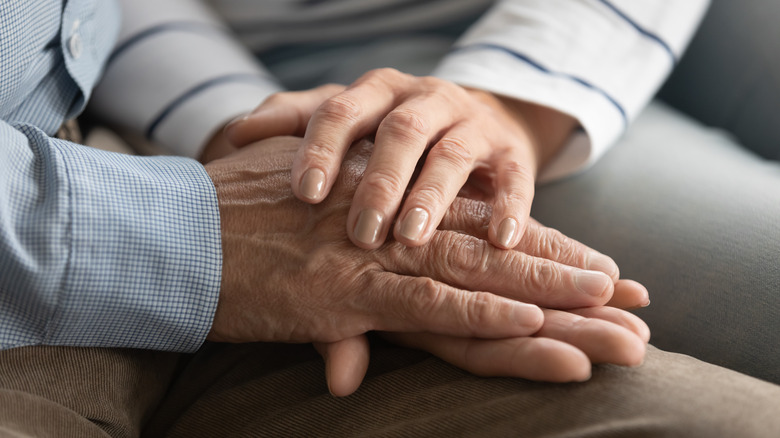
[461,292,499,332]
[538,227,576,261]
[380,109,430,142]
[524,261,561,292]
[409,277,447,315]
[504,160,534,181]
[536,231,558,260]
[303,140,339,163]
[443,234,491,277]
[361,167,407,199]
[318,95,363,125]
[409,186,448,211]
[502,160,535,186]
[503,191,533,212]
[430,137,475,171]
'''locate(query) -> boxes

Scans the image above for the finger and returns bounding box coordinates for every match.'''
[515,221,620,281]
[372,271,544,338]
[225,84,346,146]
[313,334,370,397]
[606,279,650,310]
[347,93,466,249]
[488,146,536,249]
[568,306,651,343]
[292,69,412,204]
[441,198,620,280]
[382,231,614,309]
[381,332,592,382]
[393,127,486,247]
[538,309,646,366]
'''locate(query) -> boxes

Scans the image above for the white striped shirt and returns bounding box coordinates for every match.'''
[91,0,710,179]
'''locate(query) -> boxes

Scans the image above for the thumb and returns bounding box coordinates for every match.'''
[225,84,346,147]
[313,334,370,397]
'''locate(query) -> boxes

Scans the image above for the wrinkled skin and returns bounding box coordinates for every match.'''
[204,136,649,395]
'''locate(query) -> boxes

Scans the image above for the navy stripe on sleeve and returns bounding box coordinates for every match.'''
[451,43,628,126]
[596,0,677,64]
[145,73,274,140]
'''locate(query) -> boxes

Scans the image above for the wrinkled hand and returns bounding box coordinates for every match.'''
[225,69,576,250]
[315,185,650,397]
[317,212,650,396]
[204,136,647,396]
[204,136,621,346]
[319,280,649,396]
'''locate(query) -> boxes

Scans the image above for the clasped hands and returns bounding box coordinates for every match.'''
[204,69,650,397]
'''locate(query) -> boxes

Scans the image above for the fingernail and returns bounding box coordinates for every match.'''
[497,218,518,248]
[574,270,611,297]
[300,168,326,201]
[586,253,619,279]
[399,208,428,241]
[354,209,383,245]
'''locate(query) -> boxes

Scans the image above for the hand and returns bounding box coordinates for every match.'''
[225,69,577,250]
[315,197,649,396]
[319,279,650,396]
[204,136,619,347]
[384,297,650,381]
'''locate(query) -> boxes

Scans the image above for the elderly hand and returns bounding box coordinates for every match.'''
[225,69,577,250]
[316,204,650,396]
[204,136,621,344]
[319,279,649,396]
[204,136,647,396]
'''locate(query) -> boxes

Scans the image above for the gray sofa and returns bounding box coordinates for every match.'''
[533,0,780,384]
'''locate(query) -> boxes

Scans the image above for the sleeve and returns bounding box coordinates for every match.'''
[89,0,283,159]
[0,121,221,352]
[432,0,711,181]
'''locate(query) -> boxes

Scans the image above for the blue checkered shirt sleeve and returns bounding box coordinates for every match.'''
[0,0,221,352]
[0,122,221,352]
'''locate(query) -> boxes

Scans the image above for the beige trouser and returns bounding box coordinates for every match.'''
[0,342,778,437]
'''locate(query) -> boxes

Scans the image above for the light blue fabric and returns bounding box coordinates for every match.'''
[0,1,221,352]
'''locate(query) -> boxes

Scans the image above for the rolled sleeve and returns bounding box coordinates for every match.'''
[0,123,221,352]
[90,0,282,158]
[433,0,710,181]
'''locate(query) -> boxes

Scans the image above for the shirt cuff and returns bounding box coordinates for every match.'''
[45,139,222,352]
